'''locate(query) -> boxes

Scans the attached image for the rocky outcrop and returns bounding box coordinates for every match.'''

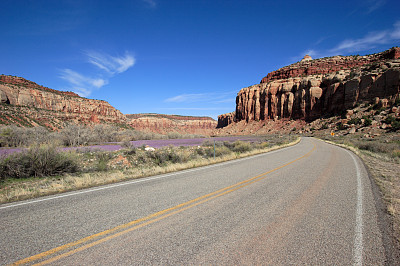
[0,75,126,128]
[218,47,400,128]
[217,112,235,128]
[261,47,400,83]
[127,113,217,135]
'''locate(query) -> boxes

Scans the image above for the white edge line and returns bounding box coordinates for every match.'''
[0,140,301,211]
[346,150,363,266]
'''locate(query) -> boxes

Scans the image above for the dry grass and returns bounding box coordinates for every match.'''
[0,137,300,204]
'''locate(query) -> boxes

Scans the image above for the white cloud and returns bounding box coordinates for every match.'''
[86,51,135,74]
[165,93,208,103]
[60,69,107,88]
[59,50,135,97]
[300,21,400,60]
[59,69,108,97]
[390,21,400,39]
[330,30,390,53]
[164,91,237,104]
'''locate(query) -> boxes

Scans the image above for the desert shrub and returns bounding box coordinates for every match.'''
[337,122,346,130]
[348,118,362,125]
[92,124,118,143]
[384,116,396,124]
[209,146,232,157]
[151,147,191,166]
[355,140,399,154]
[121,140,135,149]
[95,152,113,171]
[232,141,252,153]
[202,140,214,147]
[0,126,53,147]
[0,145,79,180]
[61,124,92,146]
[392,150,400,158]
[363,117,372,127]
[167,132,181,139]
[391,120,400,131]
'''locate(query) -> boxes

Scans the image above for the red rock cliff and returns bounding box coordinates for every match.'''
[0,75,126,128]
[219,47,400,127]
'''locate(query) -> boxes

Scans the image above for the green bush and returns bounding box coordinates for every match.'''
[0,145,79,180]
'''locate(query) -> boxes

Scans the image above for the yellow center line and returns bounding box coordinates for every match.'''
[12,143,316,265]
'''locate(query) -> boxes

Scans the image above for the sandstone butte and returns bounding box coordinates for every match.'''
[217,47,400,128]
[0,75,217,134]
[126,113,217,135]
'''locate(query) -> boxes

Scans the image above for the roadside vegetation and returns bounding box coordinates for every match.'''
[0,134,299,204]
[318,133,400,242]
[0,124,205,148]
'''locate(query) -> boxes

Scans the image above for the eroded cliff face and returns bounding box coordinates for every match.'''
[126,114,217,135]
[218,47,400,127]
[0,75,126,128]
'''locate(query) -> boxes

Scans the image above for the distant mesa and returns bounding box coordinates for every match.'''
[126,113,217,135]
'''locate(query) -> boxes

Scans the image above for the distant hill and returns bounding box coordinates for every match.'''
[126,113,217,135]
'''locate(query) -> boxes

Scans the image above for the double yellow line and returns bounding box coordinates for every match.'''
[12,143,316,265]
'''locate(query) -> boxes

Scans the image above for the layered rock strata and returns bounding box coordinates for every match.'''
[0,75,126,128]
[218,47,400,127]
[127,113,217,135]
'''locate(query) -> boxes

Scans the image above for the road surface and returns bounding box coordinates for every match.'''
[0,138,394,265]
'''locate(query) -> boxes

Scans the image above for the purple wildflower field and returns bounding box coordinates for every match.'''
[0,136,265,157]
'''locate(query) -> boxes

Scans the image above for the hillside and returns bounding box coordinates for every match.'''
[0,75,127,130]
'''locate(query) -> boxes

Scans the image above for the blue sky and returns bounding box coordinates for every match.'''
[1,0,399,119]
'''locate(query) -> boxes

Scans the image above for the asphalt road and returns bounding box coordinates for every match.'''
[0,137,393,265]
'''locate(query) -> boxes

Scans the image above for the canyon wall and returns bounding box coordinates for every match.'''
[0,75,126,128]
[127,113,217,135]
[219,47,400,126]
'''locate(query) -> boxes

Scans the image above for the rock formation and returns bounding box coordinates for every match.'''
[218,47,400,128]
[127,113,217,135]
[217,112,235,128]
[0,75,126,129]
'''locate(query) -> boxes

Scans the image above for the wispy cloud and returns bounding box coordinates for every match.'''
[365,0,386,14]
[142,0,157,8]
[162,107,230,111]
[165,93,208,103]
[59,69,107,96]
[298,21,400,61]
[164,92,237,105]
[86,51,135,74]
[59,51,135,97]
[330,21,400,54]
